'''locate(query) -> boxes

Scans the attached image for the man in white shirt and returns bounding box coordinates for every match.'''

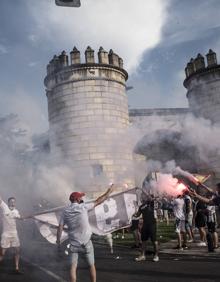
[57,184,115,282]
[0,196,22,273]
[183,190,194,242]
[172,194,187,250]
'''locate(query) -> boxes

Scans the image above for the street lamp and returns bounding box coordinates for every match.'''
[55,0,81,7]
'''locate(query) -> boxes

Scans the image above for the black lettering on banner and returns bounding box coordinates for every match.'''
[89,188,138,234]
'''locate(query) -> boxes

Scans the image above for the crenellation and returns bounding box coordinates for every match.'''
[185,58,195,77]
[206,49,217,67]
[70,46,81,64]
[59,51,69,67]
[118,57,123,69]
[184,49,220,81]
[108,49,120,67]
[45,47,127,79]
[98,47,109,64]
[85,46,95,64]
[194,53,205,71]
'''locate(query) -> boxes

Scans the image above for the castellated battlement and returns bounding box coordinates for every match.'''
[45,46,127,89]
[184,49,219,87]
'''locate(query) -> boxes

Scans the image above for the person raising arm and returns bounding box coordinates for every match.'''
[56,184,115,282]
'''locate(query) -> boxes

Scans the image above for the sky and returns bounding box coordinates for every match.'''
[1,0,220,135]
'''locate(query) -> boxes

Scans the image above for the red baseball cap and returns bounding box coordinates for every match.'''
[69,192,85,202]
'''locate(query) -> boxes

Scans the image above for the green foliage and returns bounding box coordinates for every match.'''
[112,221,176,246]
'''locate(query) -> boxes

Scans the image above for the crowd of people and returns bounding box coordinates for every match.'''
[130,184,220,259]
[0,182,220,282]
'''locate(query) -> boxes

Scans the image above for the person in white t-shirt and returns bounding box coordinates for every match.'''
[56,184,115,282]
[172,194,187,250]
[183,190,194,242]
[0,196,22,273]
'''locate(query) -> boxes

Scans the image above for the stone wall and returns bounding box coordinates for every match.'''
[129,108,189,132]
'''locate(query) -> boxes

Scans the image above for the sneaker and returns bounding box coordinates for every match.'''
[152,255,159,262]
[188,239,193,243]
[135,255,146,262]
[197,242,207,247]
[182,244,188,250]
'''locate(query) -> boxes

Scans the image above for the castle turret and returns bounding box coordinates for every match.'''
[184,50,220,181]
[44,46,134,195]
[184,50,220,124]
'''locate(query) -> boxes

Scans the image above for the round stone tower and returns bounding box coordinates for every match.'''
[44,46,135,194]
[184,50,220,123]
[184,50,220,180]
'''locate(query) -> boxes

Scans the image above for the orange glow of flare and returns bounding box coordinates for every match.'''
[176,182,188,194]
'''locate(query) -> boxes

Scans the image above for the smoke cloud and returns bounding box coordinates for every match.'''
[27,0,169,72]
[1,104,220,209]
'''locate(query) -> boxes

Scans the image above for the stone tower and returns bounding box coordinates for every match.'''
[184,50,220,179]
[44,46,135,194]
[184,50,220,123]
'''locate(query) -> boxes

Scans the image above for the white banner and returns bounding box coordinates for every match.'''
[34,187,139,244]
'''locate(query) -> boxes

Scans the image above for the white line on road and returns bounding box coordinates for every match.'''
[21,256,68,282]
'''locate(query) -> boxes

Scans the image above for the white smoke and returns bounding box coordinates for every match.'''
[0,114,86,210]
[131,112,220,168]
[122,111,220,195]
[181,115,220,163]
[1,88,48,143]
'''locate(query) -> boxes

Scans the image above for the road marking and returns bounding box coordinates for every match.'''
[21,256,68,282]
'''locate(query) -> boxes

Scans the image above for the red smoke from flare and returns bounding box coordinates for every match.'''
[175,181,188,194]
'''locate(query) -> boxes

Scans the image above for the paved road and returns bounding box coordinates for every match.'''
[1,242,220,282]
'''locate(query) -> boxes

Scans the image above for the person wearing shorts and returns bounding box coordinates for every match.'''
[130,214,141,248]
[135,194,159,262]
[0,196,22,273]
[69,240,95,267]
[190,184,220,247]
[206,194,218,249]
[172,194,187,250]
[57,185,115,282]
[195,200,207,246]
[184,190,194,242]
[162,197,170,225]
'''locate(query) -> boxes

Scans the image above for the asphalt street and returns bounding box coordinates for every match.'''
[0,241,220,282]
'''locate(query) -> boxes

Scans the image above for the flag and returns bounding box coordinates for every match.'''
[55,0,81,7]
[193,174,211,184]
[34,187,139,244]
